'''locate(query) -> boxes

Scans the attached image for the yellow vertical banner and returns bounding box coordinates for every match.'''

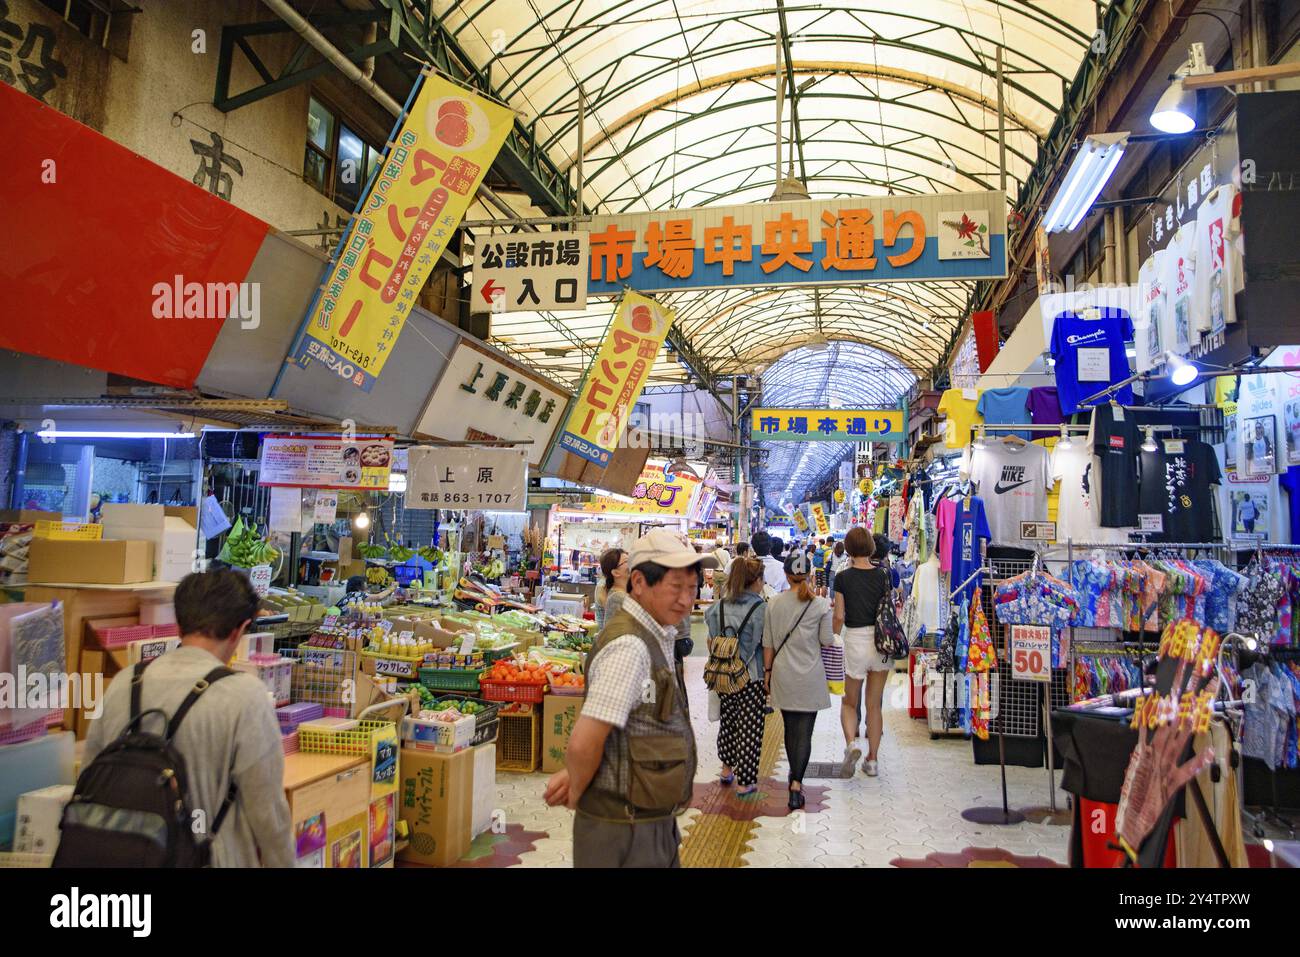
[558,291,674,467]
[810,502,830,536]
[792,508,809,533]
[295,76,513,391]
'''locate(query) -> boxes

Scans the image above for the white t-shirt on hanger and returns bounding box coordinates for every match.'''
[960,441,1051,545]
[1159,225,1196,357]
[1136,249,1168,374]
[1050,440,1129,544]
[1193,183,1243,337]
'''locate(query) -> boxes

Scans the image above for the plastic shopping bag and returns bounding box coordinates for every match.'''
[707,690,721,722]
[822,635,845,697]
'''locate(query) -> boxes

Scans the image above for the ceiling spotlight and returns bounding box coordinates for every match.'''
[1151,44,1210,134]
[1141,427,1158,453]
[1165,351,1198,386]
[1057,425,1073,449]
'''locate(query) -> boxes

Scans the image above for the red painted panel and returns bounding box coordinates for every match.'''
[0,81,269,388]
[972,310,1000,373]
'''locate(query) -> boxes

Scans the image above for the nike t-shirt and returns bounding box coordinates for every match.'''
[1090,403,1140,528]
[1050,308,1135,416]
[961,441,1051,544]
[1136,438,1222,542]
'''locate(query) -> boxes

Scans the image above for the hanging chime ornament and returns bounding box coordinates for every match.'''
[834,489,846,504]
[858,477,873,495]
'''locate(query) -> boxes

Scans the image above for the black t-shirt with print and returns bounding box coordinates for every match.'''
[833,566,890,628]
[1091,403,1140,527]
[1137,438,1222,542]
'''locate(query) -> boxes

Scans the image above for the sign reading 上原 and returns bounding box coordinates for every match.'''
[559,292,674,467]
[294,76,513,391]
[405,446,528,512]
[1010,624,1051,682]
[413,339,570,469]
[585,191,1005,296]
[259,435,393,490]
[751,409,904,442]
[475,232,589,312]
[810,502,830,536]
[582,464,700,516]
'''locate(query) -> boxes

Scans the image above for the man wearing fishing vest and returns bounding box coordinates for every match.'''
[543,528,716,867]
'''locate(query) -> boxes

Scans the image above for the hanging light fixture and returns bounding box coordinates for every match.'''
[1141,427,1158,453]
[1041,132,1129,233]
[354,511,370,530]
[1057,425,1073,450]
[1151,43,1211,134]
[1165,351,1199,386]
[805,289,830,351]
[973,426,987,450]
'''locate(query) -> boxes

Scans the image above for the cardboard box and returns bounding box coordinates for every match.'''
[101,503,198,583]
[396,746,473,867]
[471,742,496,838]
[28,538,154,585]
[14,784,74,855]
[541,694,582,773]
[283,753,369,868]
[402,714,475,752]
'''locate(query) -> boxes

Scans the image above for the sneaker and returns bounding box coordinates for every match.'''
[863,759,879,777]
[841,746,862,777]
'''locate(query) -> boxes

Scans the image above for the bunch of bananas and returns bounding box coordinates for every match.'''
[366,565,392,586]
[218,518,279,568]
[356,542,387,560]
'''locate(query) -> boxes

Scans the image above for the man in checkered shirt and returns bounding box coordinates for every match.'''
[544,529,716,866]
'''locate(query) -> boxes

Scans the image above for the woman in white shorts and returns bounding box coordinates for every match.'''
[831,527,892,776]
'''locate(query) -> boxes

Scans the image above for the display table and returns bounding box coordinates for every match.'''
[19,581,177,737]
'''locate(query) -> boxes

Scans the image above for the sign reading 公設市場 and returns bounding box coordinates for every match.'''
[585,191,1006,295]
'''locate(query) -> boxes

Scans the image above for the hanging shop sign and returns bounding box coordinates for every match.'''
[294,76,513,391]
[582,464,700,516]
[413,339,570,469]
[559,292,674,467]
[405,446,528,512]
[791,508,809,533]
[751,409,904,442]
[585,190,1006,296]
[474,232,589,312]
[259,435,394,490]
[1009,624,1051,682]
[810,502,830,536]
[1034,225,1052,295]
[688,485,719,526]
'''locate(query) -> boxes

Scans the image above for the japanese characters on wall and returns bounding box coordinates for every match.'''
[294,76,512,391]
[559,291,674,467]
[413,339,570,469]
[750,408,905,442]
[258,435,394,490]
[474,232,589,312]
[405,446,528,513]
[584,191,1006,295]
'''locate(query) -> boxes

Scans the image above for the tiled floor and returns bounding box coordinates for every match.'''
[486,645,1074,868]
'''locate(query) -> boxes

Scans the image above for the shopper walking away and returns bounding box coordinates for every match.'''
[593,548,629,632]
[751,530,788,596]
[704,556,767,795]
[544,529,716,867]
[833,528,892,777]
[70,569,294,867]
[763,552,835,809]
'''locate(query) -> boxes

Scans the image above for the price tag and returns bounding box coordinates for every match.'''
[1010,624,1051,682]
[322,615,339,630]
[1163,439,1185,454]
[379,619,393,634]
[1019,521,1057,542]
[1077,347,1110,382]
[1112,405,1124,422]
[398,630,414,643]
[249,564,273,597]
[457,633,476,657]
[1139,514,1164,533]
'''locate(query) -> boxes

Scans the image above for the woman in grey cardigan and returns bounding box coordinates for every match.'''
[763,552,835,810]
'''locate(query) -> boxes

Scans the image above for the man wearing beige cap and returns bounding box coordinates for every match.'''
[543,528,716,867]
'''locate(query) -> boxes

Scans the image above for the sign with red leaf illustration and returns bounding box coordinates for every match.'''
[938,210,992,260]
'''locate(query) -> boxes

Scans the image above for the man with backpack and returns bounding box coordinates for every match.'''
[61,569,293,867]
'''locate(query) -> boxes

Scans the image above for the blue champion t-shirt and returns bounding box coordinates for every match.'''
[1050,308,1135,416]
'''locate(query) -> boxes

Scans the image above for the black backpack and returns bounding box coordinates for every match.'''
[53,659,238,868]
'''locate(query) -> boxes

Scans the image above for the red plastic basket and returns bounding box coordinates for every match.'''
[152,624,179,638]
[479,678,548,704]
[93,624,154,649]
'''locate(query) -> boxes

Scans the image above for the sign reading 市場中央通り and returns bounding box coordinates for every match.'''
[559,292,674,467]
[294,76,513,392]
[585,191,1005,296]
[474,232,589,313]
[751,409,904,442]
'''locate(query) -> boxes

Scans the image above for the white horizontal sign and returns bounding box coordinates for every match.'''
[405,446,528,512]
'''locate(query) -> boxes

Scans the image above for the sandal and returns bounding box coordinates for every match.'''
[719,771,735,786]
[736,784,758,796]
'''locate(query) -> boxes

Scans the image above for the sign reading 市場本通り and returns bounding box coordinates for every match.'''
[294,76,513,391]
[751,409,904,442]
[585,191,1005,296]
[559,292,674,467]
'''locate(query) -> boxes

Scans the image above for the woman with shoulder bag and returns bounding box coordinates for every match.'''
[763,552,835,810]
[833,527,892,777]
[703,556,766,795]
